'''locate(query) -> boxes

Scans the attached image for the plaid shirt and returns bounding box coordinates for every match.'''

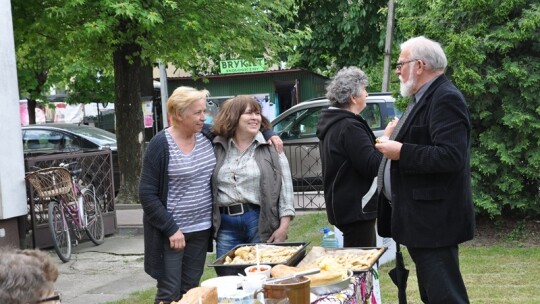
[215,132,295,218]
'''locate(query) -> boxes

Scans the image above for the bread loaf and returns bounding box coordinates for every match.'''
[173,286,218,304]
[270,264,300,278]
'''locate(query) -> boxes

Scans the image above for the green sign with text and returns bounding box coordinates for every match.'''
[220,58,265,74]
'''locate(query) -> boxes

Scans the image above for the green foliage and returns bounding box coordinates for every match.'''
[64,66,115,105]
[13,0,301,203]
[284,0,390,77]
[396,0,540,216]
[12,0,65,102]
[504,220,527,242]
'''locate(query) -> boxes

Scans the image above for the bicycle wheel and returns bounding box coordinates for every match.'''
[82,188,105,245]
[48,200,72,262]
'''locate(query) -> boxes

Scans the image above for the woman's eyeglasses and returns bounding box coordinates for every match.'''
[37,292,61,303]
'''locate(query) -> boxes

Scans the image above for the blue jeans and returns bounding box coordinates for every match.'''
[216,208,260,258]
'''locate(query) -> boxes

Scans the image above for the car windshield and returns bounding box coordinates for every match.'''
[68,126,117,147]
[385,103,403,121]
[273,107,325,140]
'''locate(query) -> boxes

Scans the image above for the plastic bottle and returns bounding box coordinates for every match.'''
[321,227,338,249]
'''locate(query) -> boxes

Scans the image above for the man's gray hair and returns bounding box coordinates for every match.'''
[401,36,447,71]
[326,66,369,107]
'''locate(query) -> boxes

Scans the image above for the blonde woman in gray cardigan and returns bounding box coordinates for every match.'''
[211,95,295,259]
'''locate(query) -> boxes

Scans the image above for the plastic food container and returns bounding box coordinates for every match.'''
[244,264,271,278]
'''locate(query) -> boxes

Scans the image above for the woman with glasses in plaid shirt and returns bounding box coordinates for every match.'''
[211,95,295,260]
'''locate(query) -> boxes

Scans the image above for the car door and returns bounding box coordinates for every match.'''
[273,105,326,191]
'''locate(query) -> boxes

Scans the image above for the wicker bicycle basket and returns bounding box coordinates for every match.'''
[25,167,73,199]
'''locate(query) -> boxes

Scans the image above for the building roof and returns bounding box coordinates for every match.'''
[166,68,327,81]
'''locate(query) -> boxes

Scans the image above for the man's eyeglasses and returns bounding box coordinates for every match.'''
[37,292,61,303]
[394,59,419,71]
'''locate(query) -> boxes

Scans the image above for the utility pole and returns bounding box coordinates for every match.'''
[382,0,395,92]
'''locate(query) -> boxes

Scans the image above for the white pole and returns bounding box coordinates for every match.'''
[0,0,28,220]
[159,61,169,128]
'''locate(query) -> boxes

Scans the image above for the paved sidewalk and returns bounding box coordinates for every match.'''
[52,204,153,304]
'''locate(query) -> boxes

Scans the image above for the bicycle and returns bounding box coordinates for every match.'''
[25,162,105,262]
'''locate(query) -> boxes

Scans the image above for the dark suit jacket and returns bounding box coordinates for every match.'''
[377,74,475,248]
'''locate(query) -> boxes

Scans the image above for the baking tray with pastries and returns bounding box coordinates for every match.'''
[208,242,310,276]
[297,246,387,273]
[269,246,386,295]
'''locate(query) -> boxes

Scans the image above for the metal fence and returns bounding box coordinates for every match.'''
[283,143,326,210]
[24,150,116,248]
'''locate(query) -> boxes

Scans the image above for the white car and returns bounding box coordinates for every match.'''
[271,93,400,191]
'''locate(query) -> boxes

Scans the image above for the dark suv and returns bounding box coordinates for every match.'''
[271,93,400,191]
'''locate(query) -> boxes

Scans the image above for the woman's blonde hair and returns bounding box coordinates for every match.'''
[167,86,209,126]
[212,95,271,138]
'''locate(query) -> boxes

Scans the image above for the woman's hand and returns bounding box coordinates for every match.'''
[266,226,288,243]
[375,140,403,160]
[266,216,292,242]
[169,230,186,250]
[383,117,399,137]
[268,135,283,153]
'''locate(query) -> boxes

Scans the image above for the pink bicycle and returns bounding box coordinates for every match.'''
[26,162,104,262]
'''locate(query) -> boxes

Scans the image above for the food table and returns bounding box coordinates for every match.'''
[206,243,385,304]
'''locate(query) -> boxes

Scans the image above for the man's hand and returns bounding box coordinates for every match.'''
[375,140,403,160]
[268,135,283,153]
[169,230,186,250]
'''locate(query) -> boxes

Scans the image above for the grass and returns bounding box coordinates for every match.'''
[108,211,540,303]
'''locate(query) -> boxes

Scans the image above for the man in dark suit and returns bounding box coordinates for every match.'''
[376,36,475,303]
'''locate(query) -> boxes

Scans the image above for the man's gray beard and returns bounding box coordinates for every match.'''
[400,74,416,97]
[399,66,417,97]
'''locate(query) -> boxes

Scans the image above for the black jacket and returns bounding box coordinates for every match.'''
[377,74,475,248]
[316,108,382,226]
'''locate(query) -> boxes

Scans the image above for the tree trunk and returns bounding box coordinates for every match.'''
[113,40,144,205]
[27,68,48,125]
[27,98,37,124]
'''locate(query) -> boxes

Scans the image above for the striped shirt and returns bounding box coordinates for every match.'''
[165,131,215,233]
